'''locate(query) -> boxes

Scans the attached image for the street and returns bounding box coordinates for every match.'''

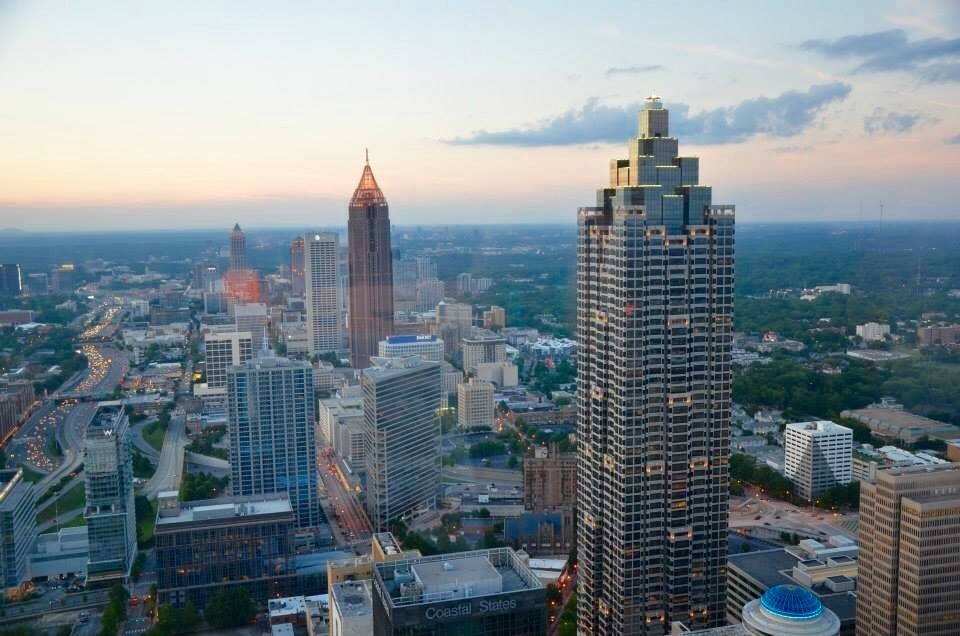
[318,453,372,550]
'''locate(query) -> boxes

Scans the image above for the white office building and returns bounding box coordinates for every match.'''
[785,421,854,500]
[855,322,891,342]
[233,302,269,350]
[378,334,444,362]
[203,330,253,388]
[304,233,342,355]
[457,378,495,430]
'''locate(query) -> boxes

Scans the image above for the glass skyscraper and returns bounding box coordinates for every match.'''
[576,95,734,634]
[227,356,320,529]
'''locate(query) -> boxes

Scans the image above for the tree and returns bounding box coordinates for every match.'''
[204,588,255,629]
[152,602,200,635]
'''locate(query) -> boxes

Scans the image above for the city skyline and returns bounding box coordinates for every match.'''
[1,1,958,230]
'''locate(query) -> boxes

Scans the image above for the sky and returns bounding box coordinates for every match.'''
[0,0,958,230]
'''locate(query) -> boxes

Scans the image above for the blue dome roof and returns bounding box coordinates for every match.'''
[759,585,823,621]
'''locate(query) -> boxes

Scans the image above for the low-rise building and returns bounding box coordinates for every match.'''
[457,379,495,430]
[29,527,89,580]
[473,361,519,388]
[841,398,958,443]
[855,322,890,342]
[851,444,947,482]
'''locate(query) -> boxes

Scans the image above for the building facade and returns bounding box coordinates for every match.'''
[84,404,137,586]
[304,232,342,355]
[857,464,960,636]
[0,264,22,297]
[348,157,394,369]
[784,421,853,500]
[523,444,576,512]
[362,357,441,530]
[154,492,297,609]
[461,330,506,376]
[290,236,306,296]
[371,548,546,636]
[203,330,253,389]
[227,356,319,529]
[330,580,373,636]
[457,378,495,430]
[379,335,444,362]
[230,223,247,271]
[0,469,36,590]
[577,95,734,633]
[318,396,366,466]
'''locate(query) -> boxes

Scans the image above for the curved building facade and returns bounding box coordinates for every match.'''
[741,585,840,636]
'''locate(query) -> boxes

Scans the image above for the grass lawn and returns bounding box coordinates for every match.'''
[49,514,87,533]
[18,465,46,483]
[143,420,168,452]
[36,482,86,525]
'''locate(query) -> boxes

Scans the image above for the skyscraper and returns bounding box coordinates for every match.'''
[348,154,393,368]
[290,236,306,296]
[362,356,441,530]
[857,463,960,636]
[203,329,254,388]
[230,223,247,271]
[227,356,319,529]
[84,404,137,586]
[576,95,734,634]
[304,232,342,355]
[0,264,22,297]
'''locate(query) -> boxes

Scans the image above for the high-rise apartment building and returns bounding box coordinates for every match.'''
[461,329,506,376]
[577,95,734,633]
[227,356,319,529]
[457,378,495,430]
[0,264,22,297]
[0,469,35,591]
[84,404,137,586]
[203,330,253,389]
[348,156,393,368]
[290,236,306,296]
[784,421,853,501]
[362,357,441,530]
[857,463,960,636]
[230,222,247,271]
[304,232,342,355]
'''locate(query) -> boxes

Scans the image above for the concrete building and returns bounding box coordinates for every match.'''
[233,302,269,350]
[855,322,890,342]
[841,398,958,443]
[576,95,734,633]
[304,232,342,355]
[362,357,441,530]
[474,361,519,388]
[457,378,495,430]
[461,329,506,376]
[916,324,960,346]
[784,421,853,500]
[378,334,444,362]
[0,264,22,297]
[851,444,947,482]
[436,302,473,357]
[523,444,576,512]
[290,236,306,296]
[227,356,319,529]
[84,404,136,587]
[371,548,545,635]
[0,469,36,590]
[347,157,394,369]
[203,329,253,388]
[29,527,89,580]
[230,223,247,271]
[727,537,856,635]
[155,492,297,609]
[330,580,373,636]
[482,305,506,330]
[318,396,365,466]
[741,585,840,635]
[857,463,960,635]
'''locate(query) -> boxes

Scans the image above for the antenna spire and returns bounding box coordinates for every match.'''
[365,148,369,165]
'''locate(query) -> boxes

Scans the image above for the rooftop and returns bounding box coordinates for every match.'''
[331,580,373,618]
[156,493,292,527]
[786,420,851,436]
[364,356,438,381]
[384,334,440,344]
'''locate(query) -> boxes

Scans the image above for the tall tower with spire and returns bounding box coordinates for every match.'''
[577,95,734,634]
[230,223,247,271]
[347,152,394,368]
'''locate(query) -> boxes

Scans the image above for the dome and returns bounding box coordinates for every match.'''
[759,585,823,621]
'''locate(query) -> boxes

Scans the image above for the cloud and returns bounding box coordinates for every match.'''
[799,29,960,81]
[863,108,938,134]
[772,145,813,153]
[947,133,960,144]
[606,65,662,75]
[445,82,851,147]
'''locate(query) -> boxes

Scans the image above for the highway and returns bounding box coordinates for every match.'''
[142,414,187,498]
[443,465,523,489]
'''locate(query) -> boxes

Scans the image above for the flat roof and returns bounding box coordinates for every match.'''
[331,580,372,618]
[385,335,440,344]
[156,494,292,526]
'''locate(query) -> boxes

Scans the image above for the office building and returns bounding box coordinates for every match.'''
[727,537,857,635]
[233,302,269,351]
[474,361,519,388]
[303,232,342,355]
[851,443,947,482]
[227,356,319,529]
[362,357,441,530]
[855,322,890,343]
[348,155,394,369]
[740,585,840,636]
[0,469,36,590]
[461,330,506,376]
[318,396,366,466]
[50,264,75,293]
[436,302,473,357]
[916,323,960,346]
[203,330,253,388]
[155,491,297,609]
[371,548,546,635]
[230,222,247,271]
[857,463,960,635]
[291,236,306,296]
[84,404,136,586]
[784,421,853,501]
[25,272,48,295]
[0,264,22,297]
[330,580,373,636]
[524,444,576,512]
[577,95,734,633]
[482,305,506,330]
[457,378,495,430]
[378,335,444,362]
